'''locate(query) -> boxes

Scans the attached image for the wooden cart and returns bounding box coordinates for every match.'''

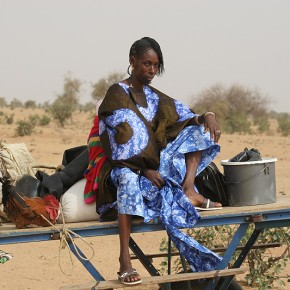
[1,196,290,289]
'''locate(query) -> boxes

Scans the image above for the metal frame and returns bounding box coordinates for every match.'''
[1,205,290,289]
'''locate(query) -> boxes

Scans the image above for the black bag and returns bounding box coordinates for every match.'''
[195,162,228,206]
[228,147,262,162]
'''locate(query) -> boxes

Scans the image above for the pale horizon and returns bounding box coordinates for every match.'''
[1,0,290,113]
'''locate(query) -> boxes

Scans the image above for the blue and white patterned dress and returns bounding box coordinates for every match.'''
[99,83,223,271]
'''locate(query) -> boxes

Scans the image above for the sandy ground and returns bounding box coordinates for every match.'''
[1,108,290,290]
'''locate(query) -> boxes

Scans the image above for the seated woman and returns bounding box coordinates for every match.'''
[98,37,222,286]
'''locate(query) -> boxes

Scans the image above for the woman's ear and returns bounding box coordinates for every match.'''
[129,55,136,68]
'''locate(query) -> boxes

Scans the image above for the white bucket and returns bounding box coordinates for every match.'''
[221,158,277,206]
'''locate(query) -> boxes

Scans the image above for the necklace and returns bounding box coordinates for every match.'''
[128,77,143,91]
[127,77,148,108]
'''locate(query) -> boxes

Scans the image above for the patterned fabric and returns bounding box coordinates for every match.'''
[83,116,107,204]
[98,83,197,172]
[98,83,223,271]
[111,126,222,271]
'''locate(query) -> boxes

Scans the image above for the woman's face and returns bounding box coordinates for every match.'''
[131,48,159,85]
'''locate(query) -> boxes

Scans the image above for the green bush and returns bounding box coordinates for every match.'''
[81,101,96,113]
[5,114,14,125]
[50,99,74,127]
[24,100,37,109]
[28,114,41,126]
[192,84,270,134]
[10,98,23,109]
[39,115,51,126]
[15,120,35,136]
[223,113,252,134]
[49,74,82,127]
[0,97,7,107]
[0,112,13,124]
[277,113,290,136]
[254,116,270,133]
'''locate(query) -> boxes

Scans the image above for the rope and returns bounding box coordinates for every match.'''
[40,205,95,276]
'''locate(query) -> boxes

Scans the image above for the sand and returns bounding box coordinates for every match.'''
[1,108,290,290]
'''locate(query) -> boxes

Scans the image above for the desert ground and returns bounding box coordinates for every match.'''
[1,107,290,290]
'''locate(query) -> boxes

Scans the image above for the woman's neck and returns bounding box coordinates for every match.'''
[128,76,144,91]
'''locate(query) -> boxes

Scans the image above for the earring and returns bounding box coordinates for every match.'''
[127,64,134,76]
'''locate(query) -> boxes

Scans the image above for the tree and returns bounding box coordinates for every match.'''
[81,101,96,113]
[10,98,23,109]
[277,113,290,136]
[91,71,126,101]
[50,99,74,127]
[50,74,82,127]
[61,74,81,109]
[24,100,37,109]
[192,83,270,134]
[0,97,7,107]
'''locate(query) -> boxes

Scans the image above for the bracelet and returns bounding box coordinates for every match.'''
[204,112,215,118]
[136,169,143,176]
[194,115,202,125]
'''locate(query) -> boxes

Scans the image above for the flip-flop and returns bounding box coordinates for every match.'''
[117,267,142,285]
[195,198,223,211]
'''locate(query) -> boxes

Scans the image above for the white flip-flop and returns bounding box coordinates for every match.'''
[195,198,223,211]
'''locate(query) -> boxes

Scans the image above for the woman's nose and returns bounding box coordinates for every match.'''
[149,65,157,74]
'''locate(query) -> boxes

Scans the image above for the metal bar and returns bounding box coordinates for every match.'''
[0,231,56,245]
[180,254,192,290]
[68,242,105,282]
[2,209,290,245]
[204,223,250,290]
[196,211,290,228]
[130,242,281,259]
[129,237,170,290]
[234,228,263,268]
[255,219,290,230]
[129,236,160,276]
[168,237,172,275]
[218,223,250,269]
[218,228,262,290]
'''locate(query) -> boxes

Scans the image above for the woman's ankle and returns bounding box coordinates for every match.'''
[183,187,204,206]
[119,255,132,271]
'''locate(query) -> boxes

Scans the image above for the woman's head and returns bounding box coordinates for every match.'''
[128,37,164,81]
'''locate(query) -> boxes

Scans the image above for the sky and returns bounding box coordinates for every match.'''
[1,0,290,113]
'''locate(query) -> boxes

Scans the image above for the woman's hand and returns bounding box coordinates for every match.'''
[143,169,165,189]
[203,113,221,144]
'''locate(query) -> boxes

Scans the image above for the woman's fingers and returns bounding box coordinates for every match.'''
[152,176,165,189]
[143,169,165,188]
[214,129,221,143]
[203,117,221,143]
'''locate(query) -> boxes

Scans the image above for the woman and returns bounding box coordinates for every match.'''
[98,37,222,285]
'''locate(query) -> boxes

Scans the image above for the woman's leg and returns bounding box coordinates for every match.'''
[118,213,141,282]
[182,151,221,207]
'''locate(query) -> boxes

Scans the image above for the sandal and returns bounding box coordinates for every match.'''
[117,267,142,285]
[195,198,223,211]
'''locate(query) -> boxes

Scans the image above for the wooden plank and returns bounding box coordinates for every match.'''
[60,267,246,290]
[198,196,290,218]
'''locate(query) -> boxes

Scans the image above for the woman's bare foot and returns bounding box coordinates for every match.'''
[183,185,222,208]
[118,256,141,283]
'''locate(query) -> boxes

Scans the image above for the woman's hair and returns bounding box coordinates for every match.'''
[129,37,164,75]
